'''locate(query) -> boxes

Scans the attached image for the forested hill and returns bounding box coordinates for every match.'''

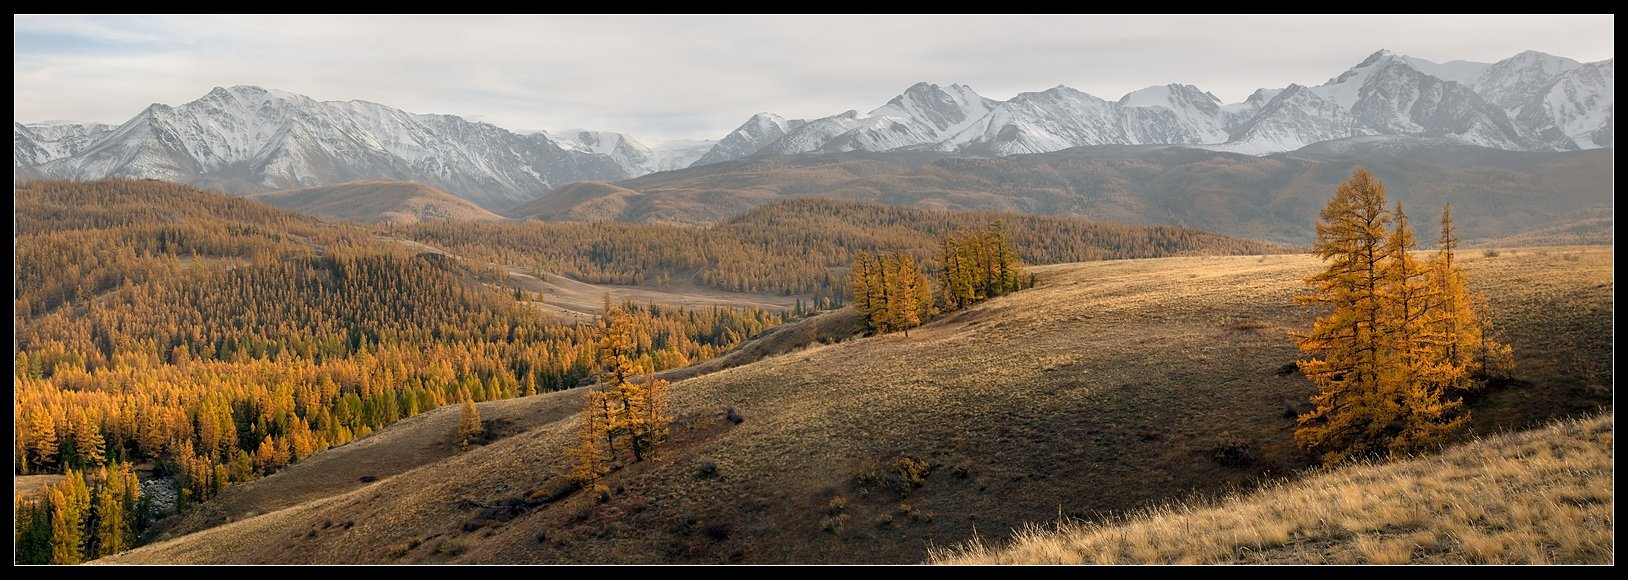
[392,196,1288,303]
[12,179,786,564]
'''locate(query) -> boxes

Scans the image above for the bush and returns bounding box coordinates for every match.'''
[856,455,933,498]
[827,496,848,515]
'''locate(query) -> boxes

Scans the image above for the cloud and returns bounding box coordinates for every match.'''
[12,14,1615,142]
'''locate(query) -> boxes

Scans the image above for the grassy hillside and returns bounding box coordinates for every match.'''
[932,413,1613,564]
[248,179,505,224]
[506,144,1612,245]
[104,247,1612,564]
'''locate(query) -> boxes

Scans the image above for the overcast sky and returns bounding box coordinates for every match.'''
[14,14,1615,143]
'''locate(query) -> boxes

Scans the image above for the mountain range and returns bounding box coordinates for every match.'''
[14,49,1612,211]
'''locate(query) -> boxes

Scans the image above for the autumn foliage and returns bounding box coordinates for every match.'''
[851,222,1034,336]
[1294,169,1513,464]
[13,180,781,562]
[458,391,483,450]
[570,305,673,484]
[14,463,146,564]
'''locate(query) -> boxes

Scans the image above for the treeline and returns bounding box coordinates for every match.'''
[13,180,783,563]
[388,198,1285,302]
[851,222,1034,336]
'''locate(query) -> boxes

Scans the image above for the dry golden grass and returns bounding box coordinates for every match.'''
[13,474,66,503]
[104,248,1611,564]
[931,414,1614,564]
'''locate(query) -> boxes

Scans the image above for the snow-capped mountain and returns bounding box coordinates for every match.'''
[708,49,1612,160]
[14,121,115,168]
[1194,50,1528,153]
[553,130,716,176]
[1522,59,1614,149]
[819,82,999,153]
[16,49,1612,204]
[690,113,806,166]
[1469,51,1614,150]
[1118,84,1230,144]
[1217,84,1352,155]
[24,86,630,210]
[757,110,872,155]
[945,86,1128,155]
[1471,50,1583,112]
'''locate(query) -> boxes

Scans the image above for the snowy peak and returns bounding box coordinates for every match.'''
[26,85,631,210]
[1347,60,1523,149]
[868,82,998,134]
[1472,50,1586,111]
[690,112,806,166]
[1116,84,1229,144]
[14,120,115,167]
[1314,50,1405,109]
[1520,58,1614,149]
[759,110,870,155]
[1212,83,1351,154]
[1118,84,1222,112]
[555,129,658,176]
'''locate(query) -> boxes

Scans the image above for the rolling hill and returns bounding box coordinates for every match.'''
[506,142,1613,245]
[248,180,505,225]
[104,247,1612,564]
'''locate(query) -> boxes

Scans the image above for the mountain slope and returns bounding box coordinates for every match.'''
[512,143,1613,245]
[247,179,505,224]
[102,247,1613,564]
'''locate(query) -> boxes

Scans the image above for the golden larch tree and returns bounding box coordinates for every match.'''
[1429,203,1513,383]
[1377,202,1466,453]
[887,252,934,337]
[458,389,482,450]
[1294,168,1394,464]
[1295,171,1505,464]
[569,305,673,483]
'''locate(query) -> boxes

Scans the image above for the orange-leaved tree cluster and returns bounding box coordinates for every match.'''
[850,221,1034,337]
[14,463,145,564]
[850,251,934,336]
[570,305,673,484]
[1294,168,1513,465]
